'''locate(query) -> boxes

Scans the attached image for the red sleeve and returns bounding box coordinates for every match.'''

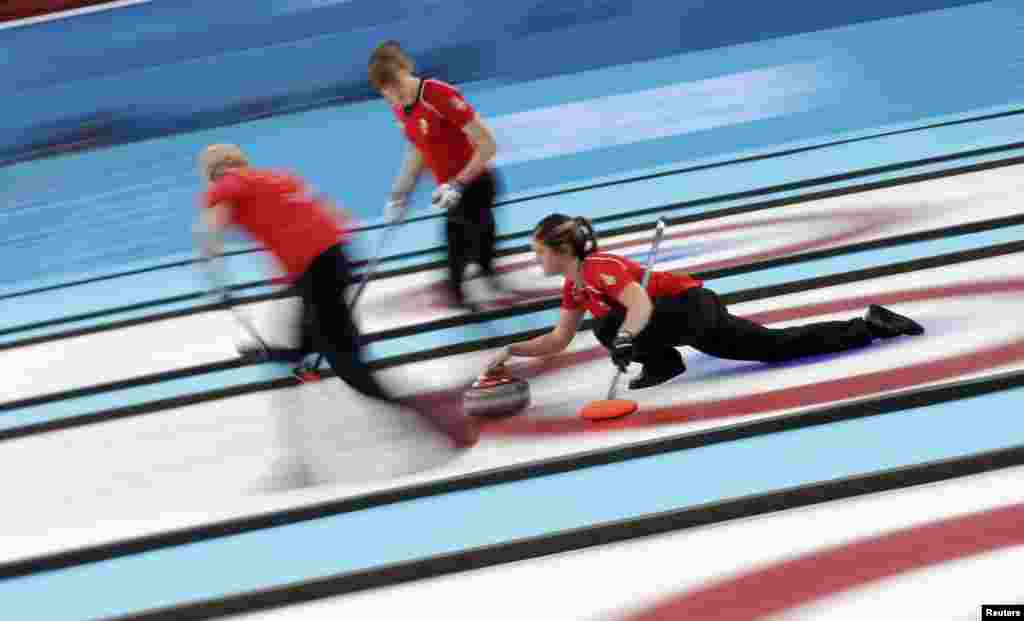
[204,173,248,209]
[560,278,582,311]
[423,79,476,128]
[583,256,635,300]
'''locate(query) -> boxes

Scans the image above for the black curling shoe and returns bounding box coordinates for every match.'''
[865,304,925,338]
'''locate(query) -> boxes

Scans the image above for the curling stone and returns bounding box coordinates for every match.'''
[462,372,530,418]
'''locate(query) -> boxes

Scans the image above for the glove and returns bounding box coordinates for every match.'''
[610,330,635,371]
[384,195,408,224]
[431,181,464,211]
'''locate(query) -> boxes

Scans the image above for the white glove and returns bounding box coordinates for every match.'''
[431,182,464,211]
[384,195,408,224]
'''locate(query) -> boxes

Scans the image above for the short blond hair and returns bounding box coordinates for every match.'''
[199,143,248,181]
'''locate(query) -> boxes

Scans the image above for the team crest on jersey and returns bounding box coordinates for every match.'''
[419,119,430,135]
[601,274,617,286]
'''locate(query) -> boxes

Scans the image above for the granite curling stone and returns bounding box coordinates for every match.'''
[462,372,530,418]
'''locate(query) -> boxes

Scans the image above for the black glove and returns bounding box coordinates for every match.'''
[611,330,635,371]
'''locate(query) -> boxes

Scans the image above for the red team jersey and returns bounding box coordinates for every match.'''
[204,168,348,282]
[561,252,703,319]
[392,78,476,184]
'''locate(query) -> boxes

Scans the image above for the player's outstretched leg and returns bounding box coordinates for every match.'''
[693,291,924,364]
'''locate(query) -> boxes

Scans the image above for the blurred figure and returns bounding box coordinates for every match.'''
[369,40,506,312]
[194,144,477,447]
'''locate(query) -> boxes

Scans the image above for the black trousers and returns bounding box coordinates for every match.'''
[445,169,500,306]
[594,286,875,369]
[293,243,393,402]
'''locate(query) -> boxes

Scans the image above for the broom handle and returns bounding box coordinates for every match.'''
[201,255,272,356]
[639,219,666,289]
[607,218,667,400]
